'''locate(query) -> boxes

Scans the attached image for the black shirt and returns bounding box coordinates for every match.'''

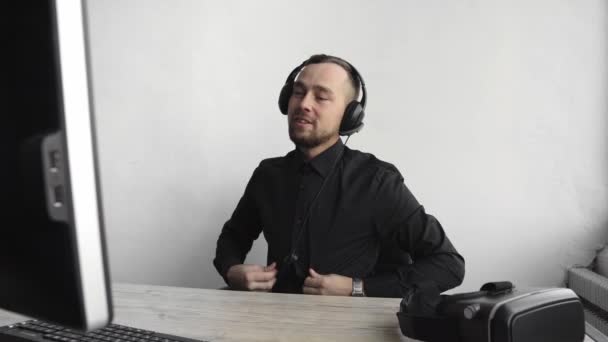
[213,139,465,297]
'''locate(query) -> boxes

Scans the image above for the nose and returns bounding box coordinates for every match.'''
[297,91,314,113]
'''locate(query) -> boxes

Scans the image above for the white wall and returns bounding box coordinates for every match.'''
[85,0,608,292]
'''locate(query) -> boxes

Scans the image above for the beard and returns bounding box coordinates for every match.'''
[288,123,335,149]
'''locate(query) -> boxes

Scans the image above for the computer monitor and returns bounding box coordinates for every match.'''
[2,0,112,331]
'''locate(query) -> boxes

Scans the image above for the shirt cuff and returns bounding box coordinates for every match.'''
[214,257,242,285]
[363,272,405,298]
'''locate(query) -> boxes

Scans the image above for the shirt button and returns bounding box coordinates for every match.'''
[296,218,302,225]
[299,184,305,190]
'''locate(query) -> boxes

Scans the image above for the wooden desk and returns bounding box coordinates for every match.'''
[0,283,596,342]
[0,283,411,342]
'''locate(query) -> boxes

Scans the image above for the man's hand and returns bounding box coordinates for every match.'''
[302,268,353,296]
[226,262,277,291]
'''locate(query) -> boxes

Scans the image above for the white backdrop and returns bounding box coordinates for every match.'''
[85,0,608,292]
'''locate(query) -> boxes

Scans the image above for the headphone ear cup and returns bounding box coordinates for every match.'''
[340,101,365,136]
[278,83,292,115]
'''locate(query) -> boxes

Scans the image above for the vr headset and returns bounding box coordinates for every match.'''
[397,281,586,342]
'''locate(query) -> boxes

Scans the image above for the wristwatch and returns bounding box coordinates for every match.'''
[351,278,365,297]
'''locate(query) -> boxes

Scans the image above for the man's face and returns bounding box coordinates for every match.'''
[287,63,352,149]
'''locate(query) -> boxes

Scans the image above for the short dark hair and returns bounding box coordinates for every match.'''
[305,54,361,102]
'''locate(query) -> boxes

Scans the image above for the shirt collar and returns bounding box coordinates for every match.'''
[293,139,344,178]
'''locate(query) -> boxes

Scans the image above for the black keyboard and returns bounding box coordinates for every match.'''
[0,320,208,342]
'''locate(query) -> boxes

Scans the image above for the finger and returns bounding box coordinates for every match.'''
[264,262,277,271]
[249,264,266,270]
[247,270,277,282]
[309,268,322,277]
[249,279,276,291]
[303,276,322,288]
[302,286,321,295]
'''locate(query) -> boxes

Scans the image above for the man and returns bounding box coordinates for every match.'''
[213,54,464,297]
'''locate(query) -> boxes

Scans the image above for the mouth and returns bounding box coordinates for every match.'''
[292,116,313,127]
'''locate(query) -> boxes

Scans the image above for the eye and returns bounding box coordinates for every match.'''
[292,89,305,97]
[316,96,329,101]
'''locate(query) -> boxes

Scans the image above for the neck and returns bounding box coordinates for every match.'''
[299,136,340,161]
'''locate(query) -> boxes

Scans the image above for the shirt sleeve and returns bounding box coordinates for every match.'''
[364,168,465,298]
[213,166,264,285]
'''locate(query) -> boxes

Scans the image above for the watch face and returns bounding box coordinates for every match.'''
[352,278,365,296]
